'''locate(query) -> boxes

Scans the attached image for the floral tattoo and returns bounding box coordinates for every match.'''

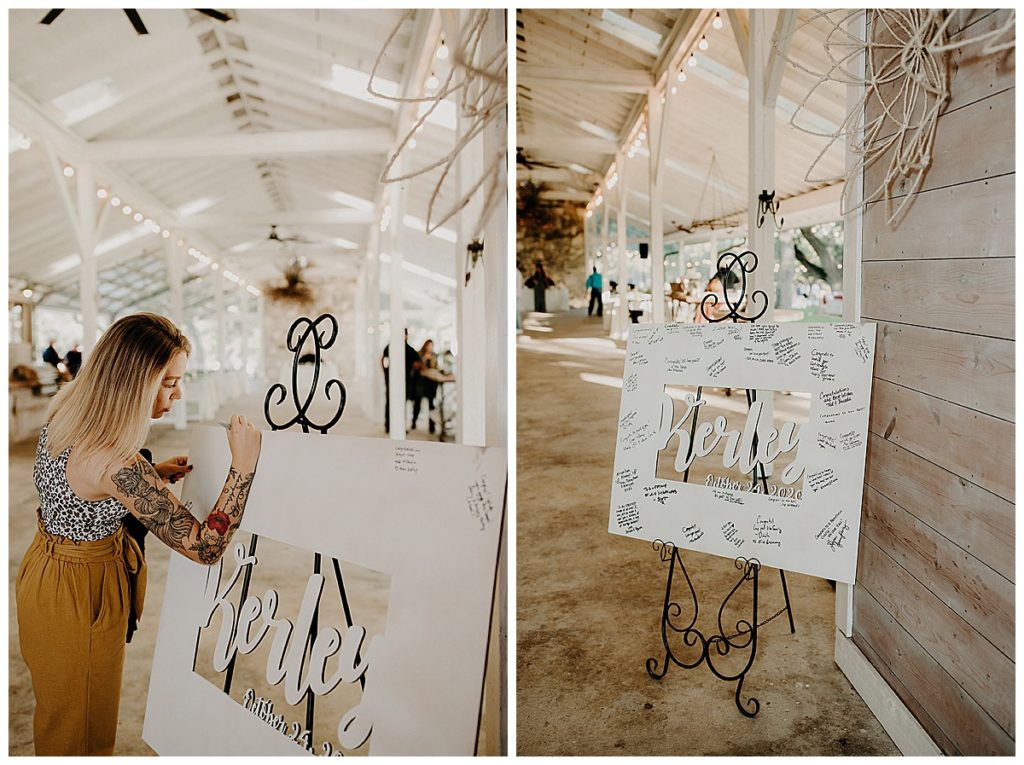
[112,460,255,564]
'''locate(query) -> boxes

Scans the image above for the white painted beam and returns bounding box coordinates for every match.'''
[518,64,653,93]
[538,190,592,203]
[727,9,750,76]
[613,150,629,340]
[84,128,394,161]
[11,85,251,286]
[178,209,376,227]
[77,163,98,353]
[765,10,797,108]
[517,135,618,154]
[648,85,667,323]
[385,8,441,442]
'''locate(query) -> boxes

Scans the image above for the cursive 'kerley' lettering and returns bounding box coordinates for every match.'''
[656,392,804,483]
[199,544,377,750]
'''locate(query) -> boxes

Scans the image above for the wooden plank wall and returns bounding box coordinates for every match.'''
[854,9,1015,755]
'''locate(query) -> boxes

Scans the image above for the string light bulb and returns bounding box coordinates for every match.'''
[671,86,678,95]
[426,73,439,90]
[436,40,449,60]
[133,212,143,222]
[63,166,74,177]
[110,196,121,206]
[122,205,132,215]
[712,11,724,30]
[699,35,709,51]
[688,53,698,68]
[97,189,108,199]
[676,70,687,82]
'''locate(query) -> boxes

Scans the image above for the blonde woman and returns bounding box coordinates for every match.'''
[16,313,262,756]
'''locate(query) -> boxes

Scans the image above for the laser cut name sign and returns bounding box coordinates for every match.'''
[609,322,876,583]
[144,427,507,756]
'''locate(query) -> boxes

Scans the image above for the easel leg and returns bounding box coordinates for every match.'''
[302,552,322,750]
[332,558,366,690]
[779,569,796,634]
[734,564,760,718]
[646,544,678,680]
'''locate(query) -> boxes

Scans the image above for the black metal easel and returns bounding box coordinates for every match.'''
[645,250,796,718]
[221,313,364,751]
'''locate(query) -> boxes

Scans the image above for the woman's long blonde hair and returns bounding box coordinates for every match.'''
[46,313,191,463]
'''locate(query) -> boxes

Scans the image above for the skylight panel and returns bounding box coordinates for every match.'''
[578,120,617,140]
[331,190,375,210]
[51,77,121,125]
[327,64,399,109]
[404,214,457,243]
[600,11,662,55]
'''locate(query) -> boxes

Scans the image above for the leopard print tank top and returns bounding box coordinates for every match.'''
[34,425,130,541]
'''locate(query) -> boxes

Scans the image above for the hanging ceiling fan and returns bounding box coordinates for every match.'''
[266,224,314,246]
[516,148,564,170]
[39,9,233,36]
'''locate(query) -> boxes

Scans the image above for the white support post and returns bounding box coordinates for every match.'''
[237,290,248,376]
[365,222,382,422]
[747,9,779,473]
[482,7,507,447]
[600,204,610,266]
[455,18,488,447]
[648,88,667,323]
[354,266,367,400]
[214,271,226,370]
[76,163,98,354]
[836,9,868,640]
[256,295,265,383]
[613,152,630,340]
[746,9,776,321]
[583,211,593,284]
[165,232,187,429]
[386,166,409,442]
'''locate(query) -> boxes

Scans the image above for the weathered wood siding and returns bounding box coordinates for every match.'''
[854,9,1015,755]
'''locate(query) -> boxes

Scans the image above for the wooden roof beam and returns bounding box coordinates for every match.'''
[179,209,377,227]
[518,64,653,93]
[518,135,618,154]
[84,128,394,161]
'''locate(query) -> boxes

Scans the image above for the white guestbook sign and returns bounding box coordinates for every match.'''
[609,322,876,583]
[144,427,506,756]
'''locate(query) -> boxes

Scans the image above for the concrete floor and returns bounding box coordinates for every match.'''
[515,310,899,756]
[8,392,438,756]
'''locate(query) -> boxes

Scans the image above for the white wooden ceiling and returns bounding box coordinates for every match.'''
[10,8,465,313]
[515,8,847,235]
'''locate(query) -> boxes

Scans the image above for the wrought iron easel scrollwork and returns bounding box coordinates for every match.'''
[222,313,363,752]
[646,251,795,718]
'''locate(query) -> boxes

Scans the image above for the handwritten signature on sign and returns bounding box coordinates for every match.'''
[467,477,495,531]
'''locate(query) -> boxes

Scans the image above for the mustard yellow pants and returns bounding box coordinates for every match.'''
[16,522,146,756]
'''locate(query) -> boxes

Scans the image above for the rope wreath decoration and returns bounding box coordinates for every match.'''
[369,9,506,245]
[776,9,1014,226]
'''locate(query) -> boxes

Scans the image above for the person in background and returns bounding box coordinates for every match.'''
[412,339,438,434]
[381,329,422,434]
[526,261,554,312]
[65,344,83,378]
[42,339,60,369]
[586,266,603,317]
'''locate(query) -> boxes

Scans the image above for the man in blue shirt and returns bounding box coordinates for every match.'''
[586,267,603,317]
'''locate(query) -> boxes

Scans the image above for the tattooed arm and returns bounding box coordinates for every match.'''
[102,416,261,565]
[104,459,255,564]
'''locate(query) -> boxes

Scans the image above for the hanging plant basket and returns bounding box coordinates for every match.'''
[265,257,314,304]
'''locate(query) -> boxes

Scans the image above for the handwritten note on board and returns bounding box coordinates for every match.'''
[609,322,876,584]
